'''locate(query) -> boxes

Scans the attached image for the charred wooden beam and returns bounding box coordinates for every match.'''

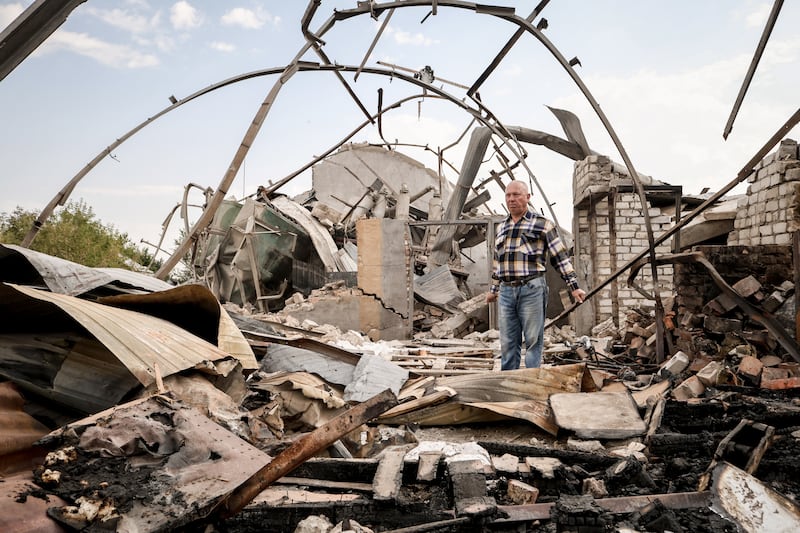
[215,388,398,519]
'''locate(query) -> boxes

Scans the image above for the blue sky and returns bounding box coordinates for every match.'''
[1,1,798,260]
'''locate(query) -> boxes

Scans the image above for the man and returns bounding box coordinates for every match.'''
[486,180,586,370]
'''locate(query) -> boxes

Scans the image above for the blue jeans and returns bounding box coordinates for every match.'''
[498,276,549,370]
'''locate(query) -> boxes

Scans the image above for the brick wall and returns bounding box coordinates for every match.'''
[729,138,800,246]
[572,156,676,333]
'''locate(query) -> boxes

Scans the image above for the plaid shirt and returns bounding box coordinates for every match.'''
[490,210,580,294]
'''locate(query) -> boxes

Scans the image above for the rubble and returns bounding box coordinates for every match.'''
[3,5,800,533]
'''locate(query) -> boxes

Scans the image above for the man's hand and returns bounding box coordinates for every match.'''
[571,288,587,304]
[486,292,497,303]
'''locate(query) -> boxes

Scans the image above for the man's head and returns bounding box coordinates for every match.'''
[505,180,530,220]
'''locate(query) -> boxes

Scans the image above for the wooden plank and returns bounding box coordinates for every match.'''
[393,354,494,362]
[397,376,435,402]
[397,368,494,376]
[251,488,364,506]
[378,387,456,420]
[274,477,373,493]
[373,446,410,501]
[406,348,494,358]
[217,389,398,518]
[394,361,494,371]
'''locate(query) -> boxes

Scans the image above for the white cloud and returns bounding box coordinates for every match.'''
[394,30,437,47]
[221,7,279,29]
[374,22,437,46]
[210,41,235,52]
[86,7,160,34]
[744,2,771,28]
[41,31,159,68]
[170,1,202,30]
[0,2,24,27]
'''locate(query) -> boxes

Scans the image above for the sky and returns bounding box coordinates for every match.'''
[1,1,798,266]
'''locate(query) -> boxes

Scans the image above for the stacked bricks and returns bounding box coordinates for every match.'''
[674,244,794,314]
[729,138,800,246]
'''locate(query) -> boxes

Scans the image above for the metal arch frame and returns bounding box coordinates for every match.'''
[147,59,544,279]
[22,61,531,257]
[329,0,667,358]
[25,1,667,356]
[21,65,479,246]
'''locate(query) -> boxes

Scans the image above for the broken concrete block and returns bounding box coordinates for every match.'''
[696,361,724,387]
[582,477,609,498]
[449,458,496,518]
[566,438,605,453]
[415,451,442,482]
[507,479,539,505]
[704,293,738,315]
[660,351,689,377]
[732,275,762,298]
[492,453,519,474]
[310,202,344,226]
[762,291,785,313]
[430,312,471,339]
[738,355,763,385]
[525,457,563,479]
[286,292,306,305]
[672,375,706,401]
[704,315,743,334]
[550,392,646,440]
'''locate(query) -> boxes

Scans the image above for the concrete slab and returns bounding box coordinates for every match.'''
[550,392,646,439]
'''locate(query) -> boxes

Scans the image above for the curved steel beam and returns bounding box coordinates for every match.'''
[332,0,666,358]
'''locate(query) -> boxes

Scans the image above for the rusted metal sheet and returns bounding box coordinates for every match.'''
[0,382,49,457]
[0,283,249,413]
[0,471,69,533]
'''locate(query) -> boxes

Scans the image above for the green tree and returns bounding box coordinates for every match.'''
[0,200,159,271]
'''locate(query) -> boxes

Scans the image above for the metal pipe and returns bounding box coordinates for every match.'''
[723,0,784,139]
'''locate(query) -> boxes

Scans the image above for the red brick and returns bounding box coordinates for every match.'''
[761,377,800,390]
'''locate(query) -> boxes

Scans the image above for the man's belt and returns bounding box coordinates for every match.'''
[500,272,544,286]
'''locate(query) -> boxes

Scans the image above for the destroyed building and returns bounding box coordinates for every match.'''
[2,1,800,533]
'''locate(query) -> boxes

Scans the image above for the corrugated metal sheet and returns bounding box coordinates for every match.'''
[0,243,114,296]
[5,283,242,386]
[218,306,258,371]
[95,267,174,293]
[1,244,173,296]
